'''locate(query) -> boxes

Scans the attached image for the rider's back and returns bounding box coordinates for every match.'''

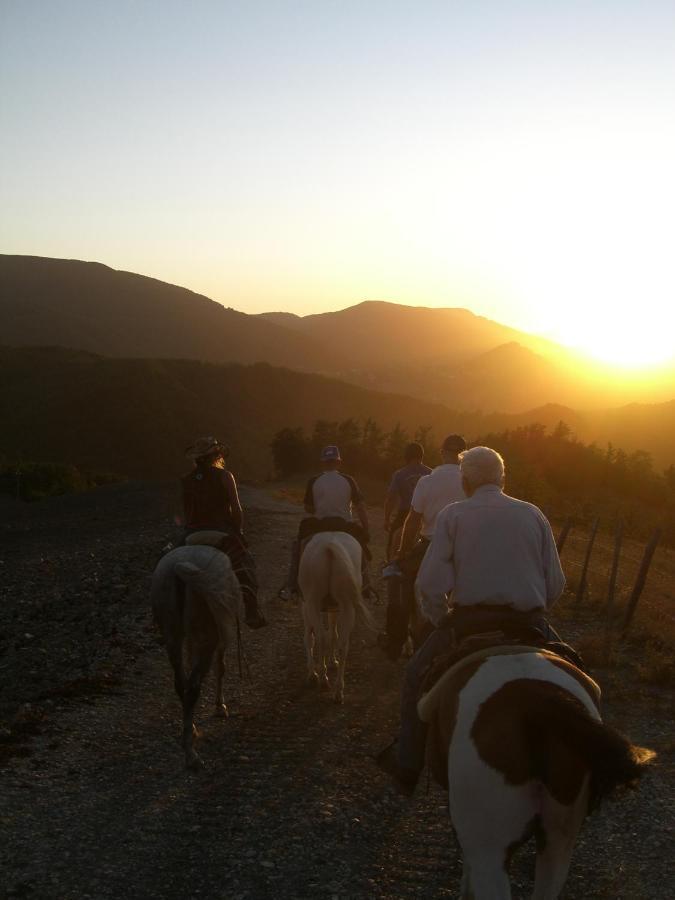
[305,470,361,520]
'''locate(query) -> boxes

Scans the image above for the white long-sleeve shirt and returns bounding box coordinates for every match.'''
[417,484,566,626]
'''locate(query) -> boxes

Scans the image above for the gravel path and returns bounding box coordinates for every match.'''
[1,482,673,899]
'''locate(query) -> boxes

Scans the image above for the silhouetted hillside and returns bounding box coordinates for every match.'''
[3,256,673,418]
[0,255,338,371]
[260,301,675,410]
[1,348,673,480]
[261,300,555,366]
[0,347,478,480]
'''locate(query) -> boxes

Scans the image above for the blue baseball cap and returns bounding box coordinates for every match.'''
[320,445,342,462]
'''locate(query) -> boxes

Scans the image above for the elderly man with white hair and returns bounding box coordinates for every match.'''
[376,445,566,795]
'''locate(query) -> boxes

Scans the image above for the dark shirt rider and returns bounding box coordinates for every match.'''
[181,436,267,629]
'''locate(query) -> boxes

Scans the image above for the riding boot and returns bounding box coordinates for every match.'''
[377,574,409,660]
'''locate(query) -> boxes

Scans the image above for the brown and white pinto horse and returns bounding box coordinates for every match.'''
[299,531,376,703]
[421,650,652,899]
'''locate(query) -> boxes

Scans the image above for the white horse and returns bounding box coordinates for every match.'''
[419,650,652,899]
[298,531,376,704]
[151,544,243,768]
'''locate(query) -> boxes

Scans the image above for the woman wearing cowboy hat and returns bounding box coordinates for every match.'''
[181,436,267,629]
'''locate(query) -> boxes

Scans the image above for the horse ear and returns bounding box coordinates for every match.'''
[175,561,201,581]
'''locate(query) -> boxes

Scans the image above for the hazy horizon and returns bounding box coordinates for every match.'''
[2,2,675,368]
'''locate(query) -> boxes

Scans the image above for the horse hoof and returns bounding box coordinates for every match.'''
[214,704,229,718]
[185,751,204,770]
[306,673,319,688]
[320,676,330,692]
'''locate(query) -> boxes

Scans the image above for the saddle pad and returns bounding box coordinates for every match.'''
[417,645,600,723]
[185,530,227,547]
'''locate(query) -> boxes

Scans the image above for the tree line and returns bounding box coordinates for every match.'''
[0,461,123,502]
[271,418,674,545]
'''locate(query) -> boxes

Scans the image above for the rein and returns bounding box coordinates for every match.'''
[235,616,251,681]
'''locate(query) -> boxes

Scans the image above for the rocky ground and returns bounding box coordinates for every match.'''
[1,482,673,899]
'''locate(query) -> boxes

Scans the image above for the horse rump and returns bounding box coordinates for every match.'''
[520,681,653,809]
[325,539,377,633]
[472,678,654,812]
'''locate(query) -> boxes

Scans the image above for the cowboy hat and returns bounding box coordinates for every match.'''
[185,436,230,461]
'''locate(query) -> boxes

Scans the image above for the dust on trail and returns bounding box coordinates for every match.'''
[1,483,672,899]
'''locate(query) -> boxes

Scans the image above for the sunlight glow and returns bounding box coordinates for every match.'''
[2,2,675,378]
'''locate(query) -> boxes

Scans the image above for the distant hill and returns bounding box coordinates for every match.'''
[0,255,339,371]
[260,300,556,366]
[262,302,675,411]
[2,255,673,417]
[1,348,673,482]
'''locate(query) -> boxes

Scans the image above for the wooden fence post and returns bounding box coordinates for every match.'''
[603,520,623,663]
[576,518,599,605]
[556,518,573,554]
[622,528,662,635]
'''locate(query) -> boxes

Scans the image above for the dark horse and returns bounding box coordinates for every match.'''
[151,544,242,768]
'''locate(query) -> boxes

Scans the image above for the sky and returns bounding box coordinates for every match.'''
[2,1,675,368]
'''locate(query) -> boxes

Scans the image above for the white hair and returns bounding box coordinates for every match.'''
[459,446,505,489]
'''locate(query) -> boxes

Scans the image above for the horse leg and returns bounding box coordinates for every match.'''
[533,785,588,899]
[449,755,532,900]
[167,636,184,701]
[313,606,329,691]
[459,860,472,899]
[460,852,511,899]
[333,602,355,704]
[302,605,319,686]
[533,841,576,900]
[213,644,228,718]
[327,609,339,669]
[182,645,214,769]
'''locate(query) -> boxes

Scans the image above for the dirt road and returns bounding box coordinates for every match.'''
[1,483,672,899]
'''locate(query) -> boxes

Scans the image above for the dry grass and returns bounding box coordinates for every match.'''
[634,643,675,686]
[555,520,675,650]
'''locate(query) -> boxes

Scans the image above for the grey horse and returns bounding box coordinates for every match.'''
[151,544,243,768]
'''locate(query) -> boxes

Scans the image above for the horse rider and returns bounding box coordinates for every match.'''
[280,444,373,600]
[383,442,431,560]
[378,434,466,660]
[376,445,566,794]
[181,436,267,629]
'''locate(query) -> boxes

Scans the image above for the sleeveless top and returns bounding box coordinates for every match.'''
[181,466,236,531]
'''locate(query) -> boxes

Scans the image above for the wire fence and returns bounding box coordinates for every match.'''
[552,516,674,655]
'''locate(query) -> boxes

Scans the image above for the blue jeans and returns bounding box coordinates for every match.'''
[397,626,454,775]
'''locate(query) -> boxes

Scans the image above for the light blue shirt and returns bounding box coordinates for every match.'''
[417,484,566,626]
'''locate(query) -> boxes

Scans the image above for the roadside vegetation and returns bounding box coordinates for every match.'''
[272,417,674,546]
[0,461,124,502]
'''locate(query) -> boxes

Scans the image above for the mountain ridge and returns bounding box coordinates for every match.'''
[2,254,673,417]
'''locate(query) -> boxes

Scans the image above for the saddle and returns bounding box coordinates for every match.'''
[298,517,371,560]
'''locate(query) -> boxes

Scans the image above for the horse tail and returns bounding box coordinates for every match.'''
[326,538,378,633]
[523,684,654,810]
